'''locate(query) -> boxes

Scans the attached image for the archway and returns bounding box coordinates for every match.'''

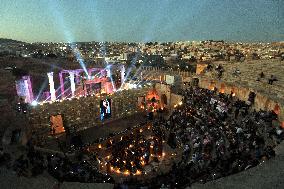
[248,91,256,104]
[146,86,160,112]
[230,87,236,97]
[209,81,216,91]
[274,104,280,115]
[192,78,199,87]
[220,83,225,93]
[161,94,167,107]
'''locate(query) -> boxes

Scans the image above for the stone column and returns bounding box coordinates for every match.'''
[59,72,65,99]
[69,71,76,97]
[47,72,56,101]
[22,76,34,103]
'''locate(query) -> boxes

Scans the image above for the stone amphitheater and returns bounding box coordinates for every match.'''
[190,59,284,189]
[140,59,284,122]
[1,59,284,189]
[198,59,284,122]
[127,60,284,189]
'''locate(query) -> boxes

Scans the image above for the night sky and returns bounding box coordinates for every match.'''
[0,0,283,42]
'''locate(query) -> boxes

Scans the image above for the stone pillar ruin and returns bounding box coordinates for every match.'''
[69,71,76,97]
[47,72,56,101]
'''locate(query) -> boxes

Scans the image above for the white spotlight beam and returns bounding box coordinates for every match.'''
[121,65,125,84]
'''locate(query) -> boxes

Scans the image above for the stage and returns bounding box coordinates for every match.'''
[77,112,148,144]
[41,112,148,151]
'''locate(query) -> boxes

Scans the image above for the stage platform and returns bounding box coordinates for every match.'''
[78,112,148,144]
[42,112,148,151]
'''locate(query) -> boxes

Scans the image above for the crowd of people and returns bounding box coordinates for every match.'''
[0,144,114,184]
[1,85,283,189]
[126,86,282,189]
[106,127,163,176]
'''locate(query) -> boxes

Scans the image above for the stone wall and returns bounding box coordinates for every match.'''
[155,83,183,111]
[155,83,171,106]
[140,67,192,82]
[170,93,183,107]
[197,77,284,123]
[29,88,150,132]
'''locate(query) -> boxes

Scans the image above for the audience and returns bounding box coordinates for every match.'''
[121,86,282,188]
[1,86,283,189]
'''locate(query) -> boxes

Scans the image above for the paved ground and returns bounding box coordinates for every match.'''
[0,167,114,189]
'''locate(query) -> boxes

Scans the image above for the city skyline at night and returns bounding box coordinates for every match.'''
[0,0,283,43]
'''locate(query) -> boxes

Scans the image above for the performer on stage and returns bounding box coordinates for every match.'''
[100,99,111,120]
